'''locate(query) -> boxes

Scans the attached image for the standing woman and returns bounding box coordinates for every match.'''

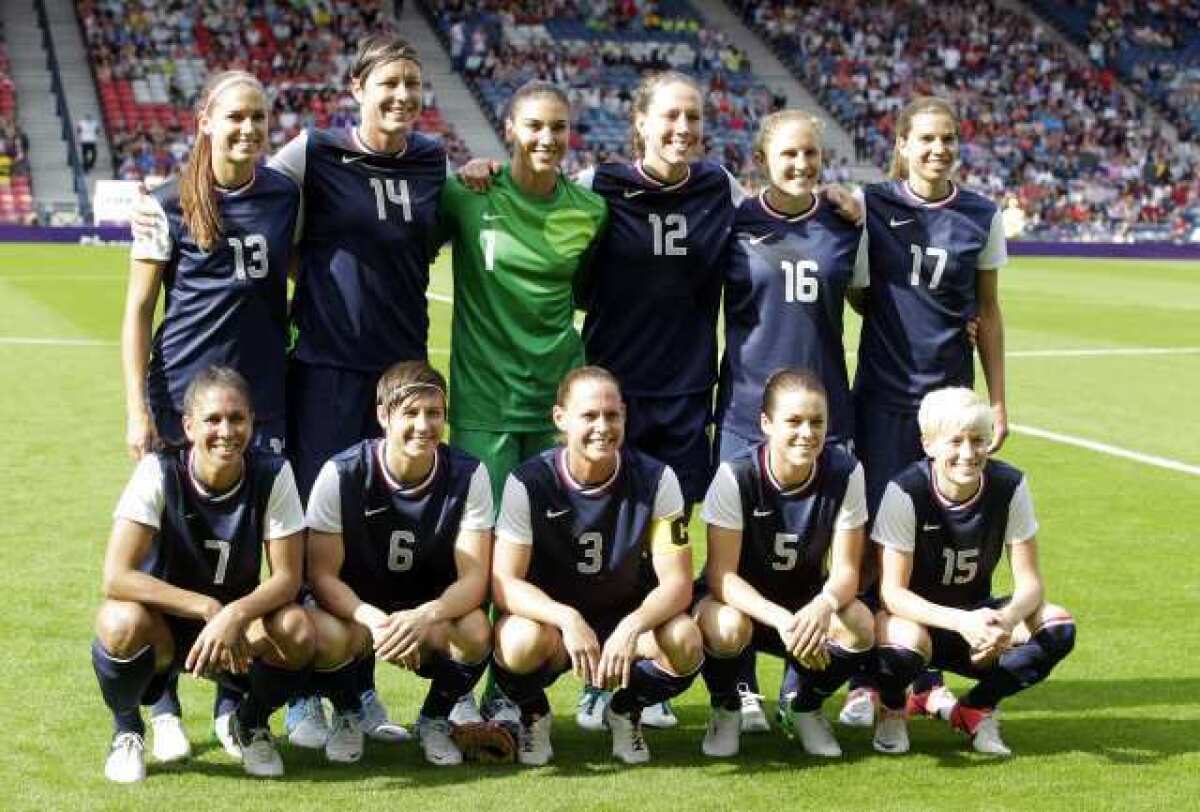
[122,70,300,759]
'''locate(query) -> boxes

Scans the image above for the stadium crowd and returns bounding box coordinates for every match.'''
[0,29,34,224]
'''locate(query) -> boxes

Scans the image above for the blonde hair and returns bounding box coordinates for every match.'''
[181,70,265,251]
[376,360,447,417]
[753,109,824,159]
[556,365,621,407]
[629,71,703,159]
[888,96,959,181]
[918,387,994,445]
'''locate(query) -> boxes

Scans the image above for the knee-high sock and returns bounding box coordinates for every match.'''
[353,654,376,696]
[92,639,156,735]
[701,648,748,711]
[149,671,181,717]
[876,645,927,711]
[418,652,489,719]
[492,660,556,720]
[735,650,760,697]
[609,658,701,716]
[238,661,313,730]
[964,620,1076,709]
[791,644,873,712]
[313,658,363,715]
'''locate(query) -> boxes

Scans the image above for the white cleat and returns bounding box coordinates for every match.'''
[970,714,1012,757]
[285,695,330,749]
[605,706,650,765]
[325,711,364,764]
[575,687,610,731]
[448,693,484,727]
[641,700,678,729]
[517,713,553,766]
[484,694,522,727]
[838,687,878,728]
[739,685,771,733]
[873,708,910,754]
[701,707,741,758]
[104,731,146,784]
[360,689,411,742]
[214,711,243,759]
[418,716,464,766]
[150,713,191,763]
[237,724,284,778]
[793,710,843,758]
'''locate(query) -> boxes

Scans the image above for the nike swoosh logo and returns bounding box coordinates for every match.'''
[341,154,370,164]
[747,233,772,245]
[182,513,197,521]
[889,217,915,227]
[752,508,774,517]
[623,189,646,198]
[922,523,942,531]
[365,506,389,517]
[545,508,570,519]
[482,213,505,221]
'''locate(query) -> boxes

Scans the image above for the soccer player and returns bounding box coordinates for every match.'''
[91,367,311,782]
[870,388,1075,756]
[697,370,872,758]
[121,70,300,758]
[490,367,702,765]
[304,361,495,766]
[840,96,1010,727]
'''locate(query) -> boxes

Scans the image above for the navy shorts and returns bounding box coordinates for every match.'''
[854,399,923,516]
[286,362,383,502]
[624,392,712,506]
[141,615,249,704]
[149,398,285,455]
[926,595,1011,679]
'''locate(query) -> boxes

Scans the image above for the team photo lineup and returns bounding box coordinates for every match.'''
[82,10,1097,786]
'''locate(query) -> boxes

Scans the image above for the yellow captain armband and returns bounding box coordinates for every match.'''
[649,515,691,555]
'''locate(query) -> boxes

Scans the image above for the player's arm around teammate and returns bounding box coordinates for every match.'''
[305,361,494,766]
[490,367,702,766]
[871,388,1075,756]
[92,367,312,783]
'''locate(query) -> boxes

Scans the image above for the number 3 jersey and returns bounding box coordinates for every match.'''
[701,444,867,611]
[872,459,1038,609]
[496,447,685,624]
[113,449,306,606]
[305,440,494,612]
[131,168,300,426]
[853,180,1006,411]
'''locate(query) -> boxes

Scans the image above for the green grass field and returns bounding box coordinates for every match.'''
[0,244,1197,811]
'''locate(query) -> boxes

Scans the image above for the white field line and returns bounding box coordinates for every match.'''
[0,336,117,346]
[1008,347,1200,358]
[1010,424,1200,477]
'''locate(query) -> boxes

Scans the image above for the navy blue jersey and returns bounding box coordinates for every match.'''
[515,447,667,622]
[578,160,741,396]
[717,192,863,446]
[854,180,1004,410]
[892,459,1023,609]
[285,129,446,373]
[141,448,289,606]
[332,440,481,612]
[724,444,857,612]
[143,169,299,424]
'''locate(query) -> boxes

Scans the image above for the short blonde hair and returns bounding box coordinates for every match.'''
[918,387,993,445]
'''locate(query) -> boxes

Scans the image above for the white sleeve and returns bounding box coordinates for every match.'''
[129,195,172,262]
[113,456,166,529]
[264,463,306,540]
[495,475,532,545]
[851,225,869,289]
[834,463,868,530]
[459,464,495,530]
[653,465,685,520]
[871,482,917,553]
[305,461,343,533]
[267,130,308,187]
[575,166,595,190]
[723,165,747,207]
[1005,477,1039,544]
[978,209,1008,269]
[699,463,743,530]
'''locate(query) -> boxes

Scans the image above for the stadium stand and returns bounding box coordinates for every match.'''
[729,0,1199,241]
[0,25,35,225]
[73,0,471,182]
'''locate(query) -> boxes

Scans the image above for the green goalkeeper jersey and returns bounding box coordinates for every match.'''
[440,166,608,431]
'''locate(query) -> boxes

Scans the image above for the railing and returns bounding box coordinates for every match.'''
[34,0,91,223]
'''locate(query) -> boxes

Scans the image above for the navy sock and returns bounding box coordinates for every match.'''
[735,650,760,697]
[791,645,873,712]
[149,671,182,717]
[213,682,244,718]
[965,620,1076,709]
[238,661,312,730]
[92,639,156,735]
[418,652,489,719]
[313,659,364,715]
[353,655,377,696]
[877,645,927,710]
[911,669,945,695]
[701,649,747,711]
[779,659,802,705]
[610,658,699,716]
[492,660,555,720]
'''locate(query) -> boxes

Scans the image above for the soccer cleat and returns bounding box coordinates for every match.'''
[575,687,610,731]
[907,683,958,720]
[837,686,878,727]
[517,713,553,766]
[641,700,678,729]
[739,685,771,733]
[605,706,650,765]
[792,710,843,757]
[360,689,411,742]
[701,707,741,758]
[950,704,1011,756]
[104,731,146,784]
[214,711,242,759]
[417,716,464,766]
[285,695,330,749]
[483,693,522,727]
[448,693,484,726]
[325,710,364,764]
[873,708,910,754]
[149,712,191,763]
[236,722,284,778]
